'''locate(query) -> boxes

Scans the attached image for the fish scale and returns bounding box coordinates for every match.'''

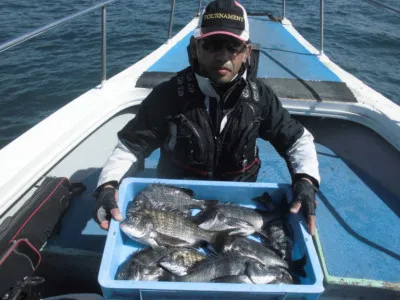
[120,209,215,248]
[147,209,213,243]
[127,184,208,217]
[197,202,281,233]
[159,248,207,276]
[214,235,289,270]
[178,255,250,282]
[115,247,180,280]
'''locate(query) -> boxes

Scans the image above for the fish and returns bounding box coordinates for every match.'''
[115,255,134,280]
[212,234,306,277]
[212,234,289,270]
[211,268,292,285]
[120,209,215,248]
[126,184,211,217]
[246,263,293,284]
[115,247,178,280]
[127,246,182,266]
[174,255,250,282]
[258,220,293,262]
[126,264,167,281]
[198,212,256,236]
[174,254,293,284]
[159,248,207,276]
[252,192,290,214]
[195,202,281,234]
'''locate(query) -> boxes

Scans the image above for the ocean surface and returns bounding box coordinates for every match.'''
[0,0,399,149]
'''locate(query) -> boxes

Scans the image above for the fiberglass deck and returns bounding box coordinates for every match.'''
[46,116,400,289]
[149,16,340,82]
[140,16,355,102]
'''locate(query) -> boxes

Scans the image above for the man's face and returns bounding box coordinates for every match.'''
[196,35,251,85]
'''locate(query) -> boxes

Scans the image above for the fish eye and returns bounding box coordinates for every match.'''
[130,216,140,223]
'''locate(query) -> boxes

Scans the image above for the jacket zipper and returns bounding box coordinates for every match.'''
[214,92,244,172]
[199,108,215,177]
[178,115,206,160]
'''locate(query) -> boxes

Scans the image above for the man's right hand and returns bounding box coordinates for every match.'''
[94,185,123,230]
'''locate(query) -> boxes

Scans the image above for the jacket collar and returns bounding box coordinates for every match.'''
[194,69,247,100]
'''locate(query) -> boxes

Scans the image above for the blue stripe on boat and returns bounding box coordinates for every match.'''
[148,16,341,82]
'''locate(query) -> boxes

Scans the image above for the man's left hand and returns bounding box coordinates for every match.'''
[290,178,317,235]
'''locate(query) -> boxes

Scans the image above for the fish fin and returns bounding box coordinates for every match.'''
[156,233,191,247]
[255,229,270,240]
[223,218,255,236]
[160,184,195,197]
[198,211,219,230]
[191,204,215,224]
[177,186,195,197]
[291,255,307,277]
[168,208,191,218]
[204,247,219,258]
[252,192,276,212]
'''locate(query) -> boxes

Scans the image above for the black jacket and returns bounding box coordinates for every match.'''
[116,66,313,183]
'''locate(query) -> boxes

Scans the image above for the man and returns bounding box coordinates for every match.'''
[94,0,320,235]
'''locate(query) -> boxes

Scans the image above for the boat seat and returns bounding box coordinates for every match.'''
[247,42,260,81]
[135,70,356,102]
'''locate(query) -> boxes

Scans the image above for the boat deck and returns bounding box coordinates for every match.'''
[141,16,356,102]
[45,115,400,292]
[42,16,400,296]
[149,17,340,81]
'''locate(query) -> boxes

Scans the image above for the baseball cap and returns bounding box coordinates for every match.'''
[194,0,250,42]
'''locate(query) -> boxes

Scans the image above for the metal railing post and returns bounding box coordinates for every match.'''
[168,0,176,40]
[0,0,119,55]
[282,0,286,19]
[101,5,107,87]
[320,0,324,56]
[198,0,203,16]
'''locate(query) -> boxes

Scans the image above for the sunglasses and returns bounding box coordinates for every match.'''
[199,37,248,54]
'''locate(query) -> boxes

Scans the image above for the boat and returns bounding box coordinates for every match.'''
[0,0,399,299]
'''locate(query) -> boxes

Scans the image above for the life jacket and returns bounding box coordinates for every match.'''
[157,67,263,182]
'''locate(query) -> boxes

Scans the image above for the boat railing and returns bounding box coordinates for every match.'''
[0,0,399,87]
[0,0,185,88]
[0,0,120,88]
[281,0,400,56]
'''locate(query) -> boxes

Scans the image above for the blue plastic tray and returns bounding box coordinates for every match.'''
[98,178,324,299]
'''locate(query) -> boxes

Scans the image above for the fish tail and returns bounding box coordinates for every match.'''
[192,199,219,215]
[255,228,270,240]
[290,255,307,277]
[252,192,275,211]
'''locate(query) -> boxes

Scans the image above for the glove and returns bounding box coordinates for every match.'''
[94,186,123,230]
[290,178,318,235]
